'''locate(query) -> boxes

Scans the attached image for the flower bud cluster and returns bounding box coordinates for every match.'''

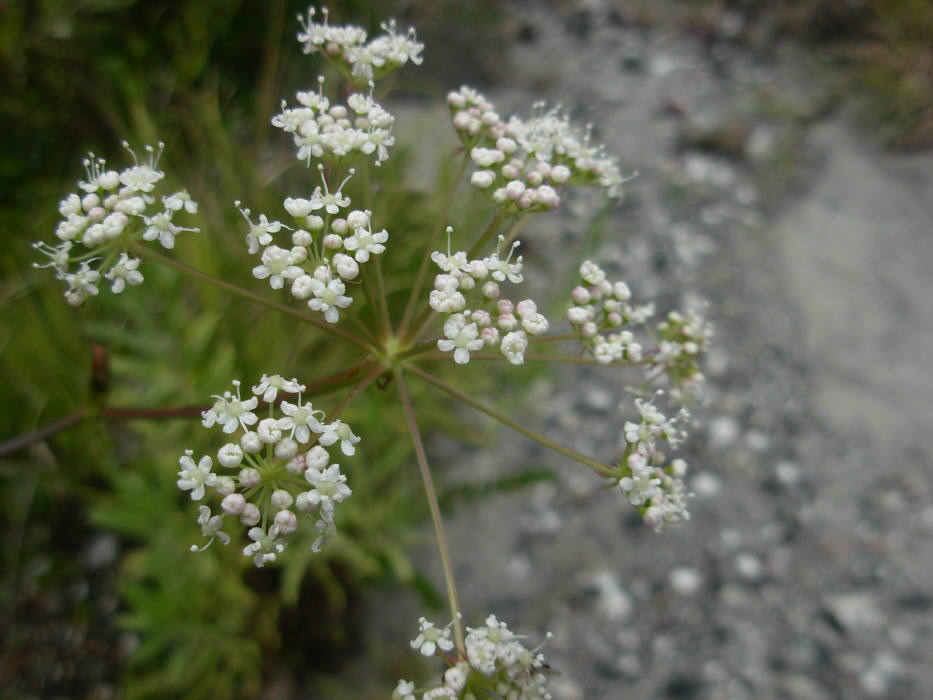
[617,396,691,531]
[34,144,199,307]
[566,259,653,365]
[177,374,359,566]
[396,614,553,699]
[237,168,388,324]
[430,231,549,366]
[297,7,423,85]
[272,76,396,167]
[447,86,626,215]
[653,309,713,398]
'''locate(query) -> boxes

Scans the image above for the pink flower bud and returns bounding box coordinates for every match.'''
[505,180,526,200]
[239,467,261,488]
[240,503,260,526]
[274,509,298,534]
[515,299,537,318]
[570,286,591,304]
[222,493,246,515]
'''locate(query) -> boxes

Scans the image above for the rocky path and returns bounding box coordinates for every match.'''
[368,2,933,699]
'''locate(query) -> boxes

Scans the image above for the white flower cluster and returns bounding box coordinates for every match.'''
[236,168,388,324]
[566,259,654,365]
[34,144,198,306]
[430,230,549,366]
[653,308,713,398]
[272,77,395,166]
[177,374,359,566]
[447,86,626,214]
[297,6,423,84]
[618,397,691,531]
[397,614,553,699]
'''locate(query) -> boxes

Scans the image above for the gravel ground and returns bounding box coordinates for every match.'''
[372,2,933,698]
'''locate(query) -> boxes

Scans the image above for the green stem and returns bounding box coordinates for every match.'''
[303,358,376,399]
[373,256,392,337]
[528,332,578,345]
[499,213,532,250]
[132,244,375,354]
[0,404,208,457]
[406,309,438,345]
[327,362,387,420]
[395,337,441,362]
[406,364,615,478]
[358,264,386,340]
[343,302,380,345]
[465,211,506,259]
[398,153,470,338]
[395,368,465,652]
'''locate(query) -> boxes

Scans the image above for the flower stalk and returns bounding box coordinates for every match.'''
[395,368,465,652]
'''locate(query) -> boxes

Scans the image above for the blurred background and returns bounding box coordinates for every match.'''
[2,0,932,698]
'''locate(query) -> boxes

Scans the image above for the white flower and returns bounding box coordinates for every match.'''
[305,445,330,470]
[118,142,165,193]
[33,240,73,277]
[217,442,243,468]
[500,330,528,365]
[429,287,466,313]
[318,420,361,455]
[443,663,469,692]
[283,196,314,218]
[311,183,351,214]
[142,207,197,249]
[243,525,286,567]
[471,147,505,167]
[311,518,337,552]
[252,245,303,289]
[471,170,496,188]
[431,248,469,274]
[251,374,303,403]
[190,505,230,552]
[465,635,497,675]
[236,204,283,255]
[104,253,144,293]
[177,451,217,500]
[257,417,283,444]
[410,616,455,657]
[437,313,483,365]
[579,259,606,285]
[297,464,353,521]
[63,262,100,307]
[307,277,353,323]
[278,400,324,443]
[342,226,388,262]
[332,252,359,279]
[521,311,549,336]
[393,680,415,700]
[201,380,259,433]
[291,274,314,300]
[164,189,198,213]
[483,236,524,283]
